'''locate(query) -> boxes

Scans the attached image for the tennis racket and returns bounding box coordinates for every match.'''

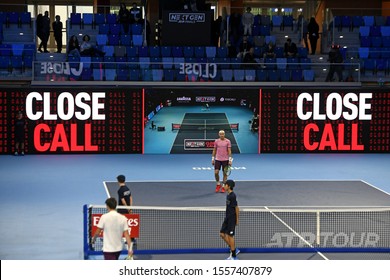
[224,165,232,176]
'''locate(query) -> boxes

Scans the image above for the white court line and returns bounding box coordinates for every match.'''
[264,206,329,260]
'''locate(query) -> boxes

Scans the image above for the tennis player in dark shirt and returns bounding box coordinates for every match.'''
[117,174,132,214]
[220,179,240,260]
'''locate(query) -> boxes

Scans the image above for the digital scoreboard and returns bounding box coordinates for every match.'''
[260,89,390,153]
[0,88,143,154]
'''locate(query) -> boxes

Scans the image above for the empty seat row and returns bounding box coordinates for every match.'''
[0,43,36,56]
[0,11,31,26]
[333,15,390,30]
[360,36,390,48]
[359,26,390,37]
[70,68,316,82]
[358,47,390,59]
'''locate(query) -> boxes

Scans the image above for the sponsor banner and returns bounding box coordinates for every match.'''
[91,213,140,238]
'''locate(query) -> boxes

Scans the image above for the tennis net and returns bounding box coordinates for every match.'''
[83,205,390,259]
[172,122,239,131]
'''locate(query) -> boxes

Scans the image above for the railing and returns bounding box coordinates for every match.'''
[30,60,361,84]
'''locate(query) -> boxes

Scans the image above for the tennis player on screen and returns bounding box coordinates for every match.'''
[212,130,233,193]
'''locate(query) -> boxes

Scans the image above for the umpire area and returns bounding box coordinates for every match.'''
[102,180,390,260]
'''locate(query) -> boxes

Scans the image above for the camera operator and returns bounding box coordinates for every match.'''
[325,44,344,82]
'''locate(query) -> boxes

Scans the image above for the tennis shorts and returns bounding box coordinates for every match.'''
[215,160,229,171]
[220,217,236,236]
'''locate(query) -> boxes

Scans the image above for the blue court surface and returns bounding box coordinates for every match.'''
[0,153,390,260]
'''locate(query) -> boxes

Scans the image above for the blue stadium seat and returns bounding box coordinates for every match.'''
[150,57,161,69]
[0,44,11,56]
[20,12,31,26]
[94,14,105,26]
[259,25,270,36]
[126,46,137,57]
[103,45,114,56]
[245,69,256,81]
[280,69,291,81]
[370,26,381,37]
[81,68,92,80]
[291,69,303,81]
[360,36,371,47]
[110,24,121,35]
[12,44,24,56]
[287,57,300,69]
[103,55,115,67]
[7,12,19,25]
[194,46,205,58]
[265,58,276,69]
[162,57,173,69]
[297,47,308,58]
[105,69,116,80]
[221,69,233,81]
[138,46,148,57]
[271,15,283,30]
[106,14,117,24]
[98,24,110,35]
[256,69,268,81]
[359,26,370,37]
[80,56,91,69]
[361,58,376,74]
[23,44,35,56]
[132,35,143,46]
[142,69,153,81]
[233,69,245,81]
[375,16,386,26]
[369,47,381,59]
[173,57,184,69]
[139,57,150,69]
[371,37,382,48]
[303,69,315,81]
[116,68,129,80]
[114,45,126,57]
[300,57,312,70]
[127,57,139,69]
[152,69,163,81]
[252,25,261,36]
[268,69,280,81]
[363,16,374,26]
[163,69,175,81]
[115,56,127,69]
[0,56,10,73]
[107,34,120,45]
[172,46,183,57]
[276,58,287,70]
[254,15,261,25]
[381,26,390,37]
[274,47,284,58]
[93,68,103,81]
[83,13,94,26]
[161,46,172,57]
[352,16,364,30]
[341,16,351,30]
[175,69,186,81]
[129,69,140,80]
[283,15,294,30]
[183,46,194,58]
[230,57,241,69]
[216,47,228,58]
[120,34,131,46]
[131,24,143,35]
[23,55,33,70]
[11,56,23,72]
[70,13,82,28]
[149,46,160,58]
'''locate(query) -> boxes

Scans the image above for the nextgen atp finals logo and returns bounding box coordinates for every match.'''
[26,91,105,152]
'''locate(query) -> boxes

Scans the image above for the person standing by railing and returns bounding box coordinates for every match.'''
[52,15,63,53]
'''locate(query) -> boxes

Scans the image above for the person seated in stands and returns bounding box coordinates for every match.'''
[236,36,252,58]
[242,47,259,69]
[67,35,81,60]
[284,38,297,58]
[80,35,105,57]
[263,42,276,59]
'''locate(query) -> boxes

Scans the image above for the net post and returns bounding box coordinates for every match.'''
[83,204,89,260]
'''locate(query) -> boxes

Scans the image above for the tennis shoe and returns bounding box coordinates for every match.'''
[215,184,221,193]
[229,248,240,256]
[226,256,239,260]
[220,187,225,193]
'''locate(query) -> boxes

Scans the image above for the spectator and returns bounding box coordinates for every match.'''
[41,11,50,53]
[263,42,276,59]
[325,44,343,82]
[130,2,141,24]
[67,35,81,59]
[284,38,297,57]
[242,47,259,69]
[52,15,63,53]
[119,3,131,34]
[36,14,44,52]
[80,35,105,57]
[242,7,254,36]
[237,36,252,58]
[307,17,319,55]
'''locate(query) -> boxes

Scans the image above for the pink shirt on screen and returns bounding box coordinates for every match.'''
[214,138,231,161]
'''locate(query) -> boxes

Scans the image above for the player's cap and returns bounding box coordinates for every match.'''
[117,174,126,182]
[225,179,235,189]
